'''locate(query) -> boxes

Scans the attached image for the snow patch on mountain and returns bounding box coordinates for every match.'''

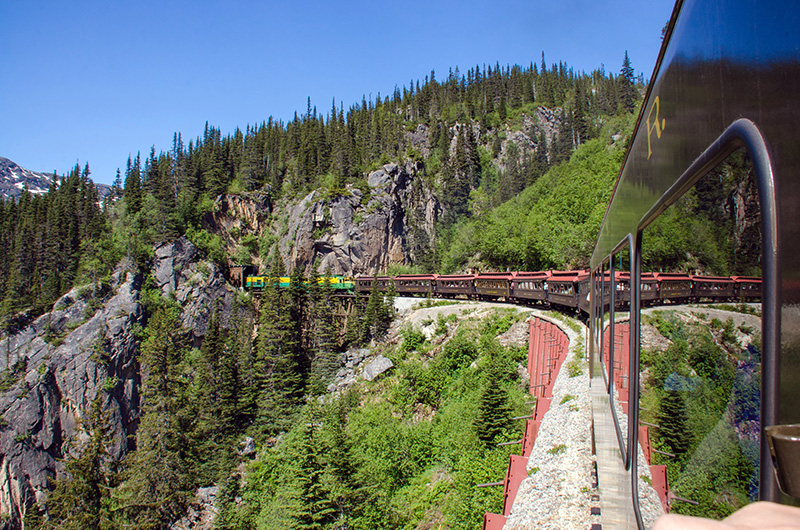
[0,157,55,200]
[0,157,111,201]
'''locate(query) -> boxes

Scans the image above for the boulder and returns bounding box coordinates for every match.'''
[361,355,394,382]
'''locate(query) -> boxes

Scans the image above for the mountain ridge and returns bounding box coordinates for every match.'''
[0,157,112,201]
[0,157,54,200]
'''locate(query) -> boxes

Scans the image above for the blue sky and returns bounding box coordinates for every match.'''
[2,0,675,185]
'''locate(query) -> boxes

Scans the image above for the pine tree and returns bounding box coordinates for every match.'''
[475,354,513,445]
[320,397,362,526]
[123,154,143,215]
[293,409,336,530]
[658,389,692,456]
[254,256,304,435]
[619,51,637,113]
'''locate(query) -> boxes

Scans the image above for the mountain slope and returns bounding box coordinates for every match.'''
[0,157,112,201]
[0,157,54,200]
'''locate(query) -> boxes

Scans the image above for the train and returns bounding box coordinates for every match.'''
[236,269,761,315]
[231,0,800,526]
[350,271,761,313]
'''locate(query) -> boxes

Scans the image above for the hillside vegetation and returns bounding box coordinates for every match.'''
[0,51,762,530]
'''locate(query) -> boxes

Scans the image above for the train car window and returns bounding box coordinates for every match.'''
[607,245,634,467]
[637,149,762,521]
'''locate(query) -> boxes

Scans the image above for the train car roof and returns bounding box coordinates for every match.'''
[547,270,590,281]
[394,274,439,280]
[475,272,517,279]
[436,274,476,280]
[731,275,762,283]
[651,272,692,279]
[692,275,735,283]
[513,271,550,280]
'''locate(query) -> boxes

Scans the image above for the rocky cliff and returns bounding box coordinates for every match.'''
[0,266,142,526]
[281,160,439,275]
[0,236,241,529]
[201,109,566,277]
[203,160,440,276]
[152,237,242,346]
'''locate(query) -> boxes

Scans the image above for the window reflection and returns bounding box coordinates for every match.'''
[637,149,762,520]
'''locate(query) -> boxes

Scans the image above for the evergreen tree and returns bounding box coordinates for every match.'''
[320,397,362,526]
[293,409,336,530]
[619,51,637,113]
[658,389,692,456]
[475,354,513,446]
[254,257,304,435]
[123,154,143,215]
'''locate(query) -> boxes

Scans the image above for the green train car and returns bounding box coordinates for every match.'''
[244,275,354,291]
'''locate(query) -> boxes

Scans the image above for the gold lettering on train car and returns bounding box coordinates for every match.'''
[646,96,666,159]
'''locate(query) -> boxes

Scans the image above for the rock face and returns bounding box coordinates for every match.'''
[152,236,240,345]
[0,236,241,529]
[202,192,273,260]
[0,267,143,527]
[281,160,440,275]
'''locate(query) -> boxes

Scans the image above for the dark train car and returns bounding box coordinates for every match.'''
[693,274,736,302]
[732,276,762,301]
[616,271,658,308]
[547,270,586,310]
[576,271,593,314]
[394,274,437,296]
[639,272,659,306]
[355,276,393,294]
[588,0,800,525]
[474,272,515,299]
[653,272,693,304]
[512,271,550,304]
[435,274,476,298]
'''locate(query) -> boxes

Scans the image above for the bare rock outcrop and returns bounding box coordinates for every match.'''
[281,160,440,275]
[202,192,273,256]
[152,236,240,345]
[0,236,242,528]
[0,267,143,528]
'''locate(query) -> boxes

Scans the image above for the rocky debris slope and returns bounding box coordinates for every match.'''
[326,349,395,393]
[170,487,219,530]
[0,266,143,527]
